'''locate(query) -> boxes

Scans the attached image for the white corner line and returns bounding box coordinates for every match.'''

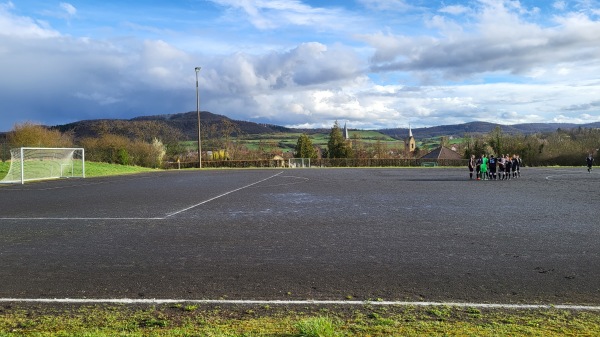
[164,171,284,218]
[0,298,599,311]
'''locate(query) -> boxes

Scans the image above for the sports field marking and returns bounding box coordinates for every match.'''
[0,171,285,220]
[1,298,599,311]
[164,171,284,218]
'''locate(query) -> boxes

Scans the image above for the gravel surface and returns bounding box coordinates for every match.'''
[1,167,599,305]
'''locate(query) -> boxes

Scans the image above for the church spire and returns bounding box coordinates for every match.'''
[344,121,349,140]
[405,123,416,153]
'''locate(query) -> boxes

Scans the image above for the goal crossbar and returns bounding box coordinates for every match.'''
[0,147,85,184]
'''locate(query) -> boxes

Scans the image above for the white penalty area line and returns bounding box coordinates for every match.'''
[1,298,599,311]
[163,171,284,218]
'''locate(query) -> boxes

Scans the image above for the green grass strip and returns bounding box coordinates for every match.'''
[1,304,599,336]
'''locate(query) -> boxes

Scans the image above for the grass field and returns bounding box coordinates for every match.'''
[1,304,599,336]
[185,130,408,153]
[0,161,8,178]
[0,161,156,181]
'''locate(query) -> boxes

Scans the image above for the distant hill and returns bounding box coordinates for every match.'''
[132,111,293,138]
[380,121,600,139]
[55,111,293,141]
[50,110,600,142]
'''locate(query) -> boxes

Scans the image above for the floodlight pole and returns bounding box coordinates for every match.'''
[195,67,202,168]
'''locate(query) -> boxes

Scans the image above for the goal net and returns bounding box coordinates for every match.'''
[288,158,311,168]
[0,147,85,184]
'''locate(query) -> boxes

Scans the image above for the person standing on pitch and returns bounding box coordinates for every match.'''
[587,154,594,173]
[504,155,512,180]
[511,155,519,178]
[480,154,489,180]
[468,154,476,179]
[488,154,497,180]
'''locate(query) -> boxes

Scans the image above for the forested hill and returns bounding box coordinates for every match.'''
[132,111,292,136]
[49,110,600,141]
[54,111,293,141]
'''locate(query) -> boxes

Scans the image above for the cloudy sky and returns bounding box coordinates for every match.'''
[1,0,600,132]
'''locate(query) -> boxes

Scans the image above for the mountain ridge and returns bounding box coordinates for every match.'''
[31,111,600,140]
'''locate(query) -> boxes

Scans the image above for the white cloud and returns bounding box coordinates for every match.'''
[0,3,60,38]
[208,0,349,30]
[357,0,415,12]
[362,0,600,83]
[38,2,77,22]
[60,3,76,17]
[1,0,600,131]
[439,5,470,15]
[553,1,567,11]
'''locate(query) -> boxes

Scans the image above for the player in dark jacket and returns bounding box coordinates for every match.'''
[503,156,512,180]
[587,154,594,173]
[488,155,497,180]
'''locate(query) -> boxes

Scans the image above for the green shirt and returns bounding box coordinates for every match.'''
[480,157,488,172]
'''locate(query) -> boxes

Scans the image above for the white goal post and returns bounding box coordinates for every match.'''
[0,147,85,184]
[288,158,311,168]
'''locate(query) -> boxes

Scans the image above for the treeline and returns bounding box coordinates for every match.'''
[1,120,283,167]
[294,123,599,167]
[2,121,598,168]
[2,122,172,168]
[462,126,600,166]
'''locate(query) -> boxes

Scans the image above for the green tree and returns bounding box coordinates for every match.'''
[350,133,368,159]
[372,139,388,158]
[439,136,449,148]
[294,133,317,159]
[327,121,353,158]
[463,134,481,159]
[487,126,504,156]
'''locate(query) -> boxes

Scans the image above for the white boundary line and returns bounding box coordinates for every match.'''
[0,298,599,310]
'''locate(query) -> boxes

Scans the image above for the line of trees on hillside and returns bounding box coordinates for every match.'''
[2,121,598,168]
[294,121,399,160]
[462,126,600,166]
[2,122,169,168]
[0,120,284,167]
[294,123,599,167]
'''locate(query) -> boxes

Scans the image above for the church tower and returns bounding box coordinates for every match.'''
[405,125,416,153]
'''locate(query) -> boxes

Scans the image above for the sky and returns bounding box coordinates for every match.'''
[1,0,600,132]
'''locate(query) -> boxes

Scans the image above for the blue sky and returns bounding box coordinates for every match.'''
[1,0,600,132]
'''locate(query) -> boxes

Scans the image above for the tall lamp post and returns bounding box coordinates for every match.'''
[195,67,202,168]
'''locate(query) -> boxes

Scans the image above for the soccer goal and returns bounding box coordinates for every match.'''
[0,147,85,184]
[288,158,311,168]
